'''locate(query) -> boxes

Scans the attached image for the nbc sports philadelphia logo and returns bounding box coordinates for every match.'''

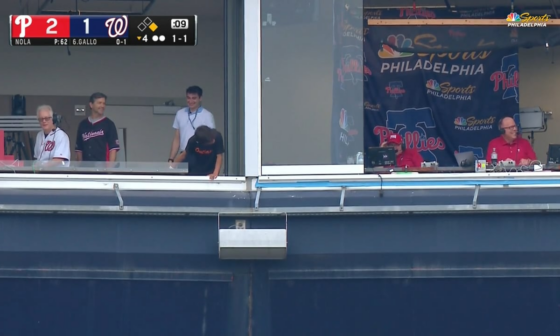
[506,12,549,27]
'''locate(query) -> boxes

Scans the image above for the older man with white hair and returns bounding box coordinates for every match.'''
[33,105,70,164]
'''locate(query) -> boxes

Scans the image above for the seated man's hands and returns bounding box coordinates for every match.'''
[519,158,533,166]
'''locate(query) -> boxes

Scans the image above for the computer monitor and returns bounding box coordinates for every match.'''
[547,144,560,164]
[368,147,396,167]
[454,151,475,167]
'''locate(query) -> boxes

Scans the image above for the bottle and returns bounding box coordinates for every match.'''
[356,152,364,165]
[491,148,498,165]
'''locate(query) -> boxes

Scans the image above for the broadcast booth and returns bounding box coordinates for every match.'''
[335,4,560,175]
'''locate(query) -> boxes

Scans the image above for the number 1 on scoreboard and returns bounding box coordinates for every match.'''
[83,18,89,34]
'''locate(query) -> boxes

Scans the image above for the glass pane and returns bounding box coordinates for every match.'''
[261,0,364,165]
[0,160,189,174]
[3,0,235,176]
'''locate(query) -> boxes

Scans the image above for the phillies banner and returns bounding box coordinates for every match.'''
[331,4,521,165]
[364,46,519,166]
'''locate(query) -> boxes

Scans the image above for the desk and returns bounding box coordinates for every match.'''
[0,161,189,175]
[366,164,560,174]
[365,166,474,174]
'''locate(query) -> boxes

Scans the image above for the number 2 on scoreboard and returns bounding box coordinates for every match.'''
[46,18,57,34]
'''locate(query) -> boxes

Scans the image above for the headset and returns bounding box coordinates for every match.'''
[498,116,519,134]
[498,117,506,134]
[497,116,520,163]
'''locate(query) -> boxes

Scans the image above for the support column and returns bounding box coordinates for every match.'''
[249,262,271,336]
[227,268,252,336]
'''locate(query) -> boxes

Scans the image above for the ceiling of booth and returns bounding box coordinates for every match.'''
[5,0,223,19]
[364,0,559,9]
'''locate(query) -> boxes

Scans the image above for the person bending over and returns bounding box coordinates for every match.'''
[174,126,224,179]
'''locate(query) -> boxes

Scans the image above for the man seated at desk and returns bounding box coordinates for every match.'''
[381,133,423,168]
[486,117,536,165]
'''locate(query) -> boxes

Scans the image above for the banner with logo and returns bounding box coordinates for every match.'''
[364,38,520,166]
[331,4,525,164]
[374,26,560,54]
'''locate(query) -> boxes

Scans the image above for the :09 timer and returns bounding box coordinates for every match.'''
[173,35,188,43]
[170,18,189,29]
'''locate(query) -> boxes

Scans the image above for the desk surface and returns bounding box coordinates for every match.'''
[365,165,560,174]
[0,161,189,175]
[365,166,474,174]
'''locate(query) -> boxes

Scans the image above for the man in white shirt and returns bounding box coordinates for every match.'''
[168,86,215,163]
[33,105,71,165]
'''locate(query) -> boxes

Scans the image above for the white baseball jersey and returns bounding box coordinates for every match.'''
[173,107,215,153]
[34,127,71,161]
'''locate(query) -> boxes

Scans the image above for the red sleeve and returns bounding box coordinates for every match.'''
[412,150,423,167]
[523,139,537,160]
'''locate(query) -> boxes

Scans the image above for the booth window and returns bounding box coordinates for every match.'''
[260,0,364,175]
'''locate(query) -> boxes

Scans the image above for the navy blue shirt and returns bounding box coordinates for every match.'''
[75,117,120,161]
[184,131,224,175]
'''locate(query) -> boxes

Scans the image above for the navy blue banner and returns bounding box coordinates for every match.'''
[364,43,520,166]
[331,4,522,165]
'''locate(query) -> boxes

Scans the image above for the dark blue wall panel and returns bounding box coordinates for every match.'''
[270,278,560,336]
[0,279,231,336]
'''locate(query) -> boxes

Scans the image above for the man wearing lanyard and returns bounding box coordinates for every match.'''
[168,86,216,164]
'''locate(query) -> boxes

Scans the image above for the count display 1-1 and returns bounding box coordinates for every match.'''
[10,15,197,46]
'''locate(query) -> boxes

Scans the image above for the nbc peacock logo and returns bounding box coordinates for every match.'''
[454,117,467,126]
[378,34,414,58]
[507,12,521,22]
[426,79,440,91]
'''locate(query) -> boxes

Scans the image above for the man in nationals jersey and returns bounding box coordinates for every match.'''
[75,92,120,162]
[33,105,70,165]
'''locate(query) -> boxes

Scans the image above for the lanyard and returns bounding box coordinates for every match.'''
[188,107,202,130]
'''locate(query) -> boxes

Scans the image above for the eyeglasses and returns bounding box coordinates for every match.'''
[38,117,52,122]
[503,125,517,130]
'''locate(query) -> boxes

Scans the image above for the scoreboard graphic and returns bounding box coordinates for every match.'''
[10,15,197,46]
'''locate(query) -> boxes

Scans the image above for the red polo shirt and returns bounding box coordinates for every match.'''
[396,149,423,168]
[485,136,536,164]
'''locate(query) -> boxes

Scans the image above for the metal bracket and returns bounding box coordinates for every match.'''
[254,187,262,211]
[472,184,480,209]
[113,183,124,210]
[217,211,288,231]
[339,187,346,211]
